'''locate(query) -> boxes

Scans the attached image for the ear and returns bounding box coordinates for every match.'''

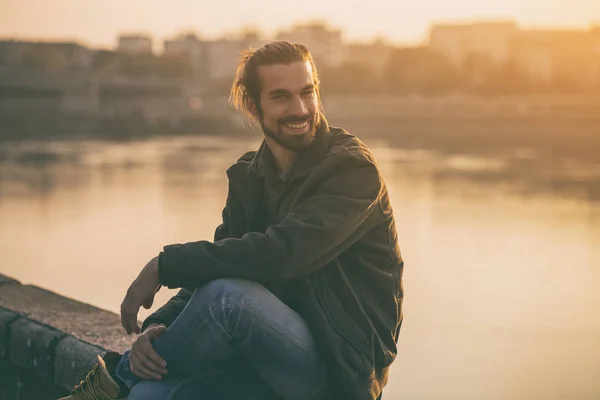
[247,98,259,118]
[246,98,260,119]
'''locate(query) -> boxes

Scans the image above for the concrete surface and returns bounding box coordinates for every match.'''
[0,273,137,399]
[0,279,135,353]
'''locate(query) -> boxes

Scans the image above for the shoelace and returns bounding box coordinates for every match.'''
[72,365,116,400]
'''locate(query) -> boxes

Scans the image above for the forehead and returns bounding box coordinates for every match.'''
[257,61,314,93]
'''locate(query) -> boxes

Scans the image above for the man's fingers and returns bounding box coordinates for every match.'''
[129,354,158,380]
[122,312,132,334]
[137,353,166,378]
[121,293,134,334]
[143,285,161,310]
[148,325,167,340]
[120,313,131,335]
[121,312,138,335]
[125,312,140,334]
[120,301,127,333]
[120,314,130,335]
[140,340,167,370]
[142,297,153,309]
[137,353,165,379]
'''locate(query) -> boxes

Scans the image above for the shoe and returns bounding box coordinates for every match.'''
[58,351,126,400]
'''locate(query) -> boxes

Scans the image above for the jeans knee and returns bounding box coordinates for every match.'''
[191,278,266,307]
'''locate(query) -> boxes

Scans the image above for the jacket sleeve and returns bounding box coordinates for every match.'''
[141,201,231,332]
[141,288,193,332]
[212,197,231,242]
[158,152,384,289]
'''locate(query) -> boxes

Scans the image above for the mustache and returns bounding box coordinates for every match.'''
[278,115,313,125]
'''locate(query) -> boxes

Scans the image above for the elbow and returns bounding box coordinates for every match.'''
[263,252,319,283]
[258,254,300,283]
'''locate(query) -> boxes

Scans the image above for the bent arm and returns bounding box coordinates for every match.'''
[158,153,383,289]
[141,198,232,332]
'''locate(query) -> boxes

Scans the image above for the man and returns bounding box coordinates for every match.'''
[60,41,403,400]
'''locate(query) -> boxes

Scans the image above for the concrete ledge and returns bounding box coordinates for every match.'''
[55,336,107,392]
[10,318,65,382]
[0,273,137,399]
[0,308,20,359]
[0,278,135,353]
[0,275,20,286]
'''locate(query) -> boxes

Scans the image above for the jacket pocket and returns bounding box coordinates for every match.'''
[317,286,372,372]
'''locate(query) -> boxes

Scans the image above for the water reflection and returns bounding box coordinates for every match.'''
[0,135,599,399]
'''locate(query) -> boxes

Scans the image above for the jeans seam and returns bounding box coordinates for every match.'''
[184,296,318,357]
[167,298,318,376]
[145,290,322,398]
[171,300,231,357]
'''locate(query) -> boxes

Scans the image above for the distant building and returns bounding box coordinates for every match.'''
[512,28,600,86]
[164,33,202,58]
[428,21,518,67]
[344,39,395,77]
[164,33,206,82]
[204,35,260,79]
[276,22,345,67]
[162,31,268,89]
[169,32,266,87]
[428,21,600,87]
[0,40,93,70]
[117,34,153,55]
[508,35,554,84]
[204,39,243,83]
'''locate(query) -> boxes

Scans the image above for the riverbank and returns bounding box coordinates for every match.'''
[329,115,600,164]
[2,113,599,163]
[0,113,245,141]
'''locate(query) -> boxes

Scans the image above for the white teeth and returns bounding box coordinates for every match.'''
[284,121,308,129]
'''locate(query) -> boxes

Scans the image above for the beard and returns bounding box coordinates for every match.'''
[260,111,320,151]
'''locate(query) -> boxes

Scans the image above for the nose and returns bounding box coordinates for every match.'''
[289,95,308,116]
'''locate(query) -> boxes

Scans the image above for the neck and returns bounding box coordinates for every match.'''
[264,137,297,176]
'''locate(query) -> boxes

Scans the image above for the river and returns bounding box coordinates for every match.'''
[1,133,599,399]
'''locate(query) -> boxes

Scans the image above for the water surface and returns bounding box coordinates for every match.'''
[1,135,598,399]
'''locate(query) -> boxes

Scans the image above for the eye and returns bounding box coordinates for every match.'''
[272,94,287,100]
[302,90,314,96]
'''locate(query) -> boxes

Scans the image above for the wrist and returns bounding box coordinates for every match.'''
[157,251,166,286]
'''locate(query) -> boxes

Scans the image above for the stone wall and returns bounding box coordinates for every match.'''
[0,274,135,400]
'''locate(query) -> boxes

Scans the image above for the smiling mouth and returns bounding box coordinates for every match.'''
[282,121,310,129]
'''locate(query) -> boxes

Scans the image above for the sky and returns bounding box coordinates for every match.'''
[2,0,600,48]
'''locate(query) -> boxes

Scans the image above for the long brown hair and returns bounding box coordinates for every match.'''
[229,41,322,126]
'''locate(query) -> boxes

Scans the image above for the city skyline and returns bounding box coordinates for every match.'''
[2,0,600,48]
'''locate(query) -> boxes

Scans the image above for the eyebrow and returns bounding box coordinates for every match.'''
[269,84,315,97]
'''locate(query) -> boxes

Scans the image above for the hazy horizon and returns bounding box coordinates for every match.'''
[2,0,600,48]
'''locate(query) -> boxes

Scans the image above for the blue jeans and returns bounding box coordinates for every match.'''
[115,279,330,400]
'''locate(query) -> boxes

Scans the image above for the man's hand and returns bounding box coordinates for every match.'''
[121,256,162,334]
[129,323,168,380]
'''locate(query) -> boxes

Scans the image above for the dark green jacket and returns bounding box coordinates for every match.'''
[143,123,404,400]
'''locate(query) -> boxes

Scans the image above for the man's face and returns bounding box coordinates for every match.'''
[254,61,320,151]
